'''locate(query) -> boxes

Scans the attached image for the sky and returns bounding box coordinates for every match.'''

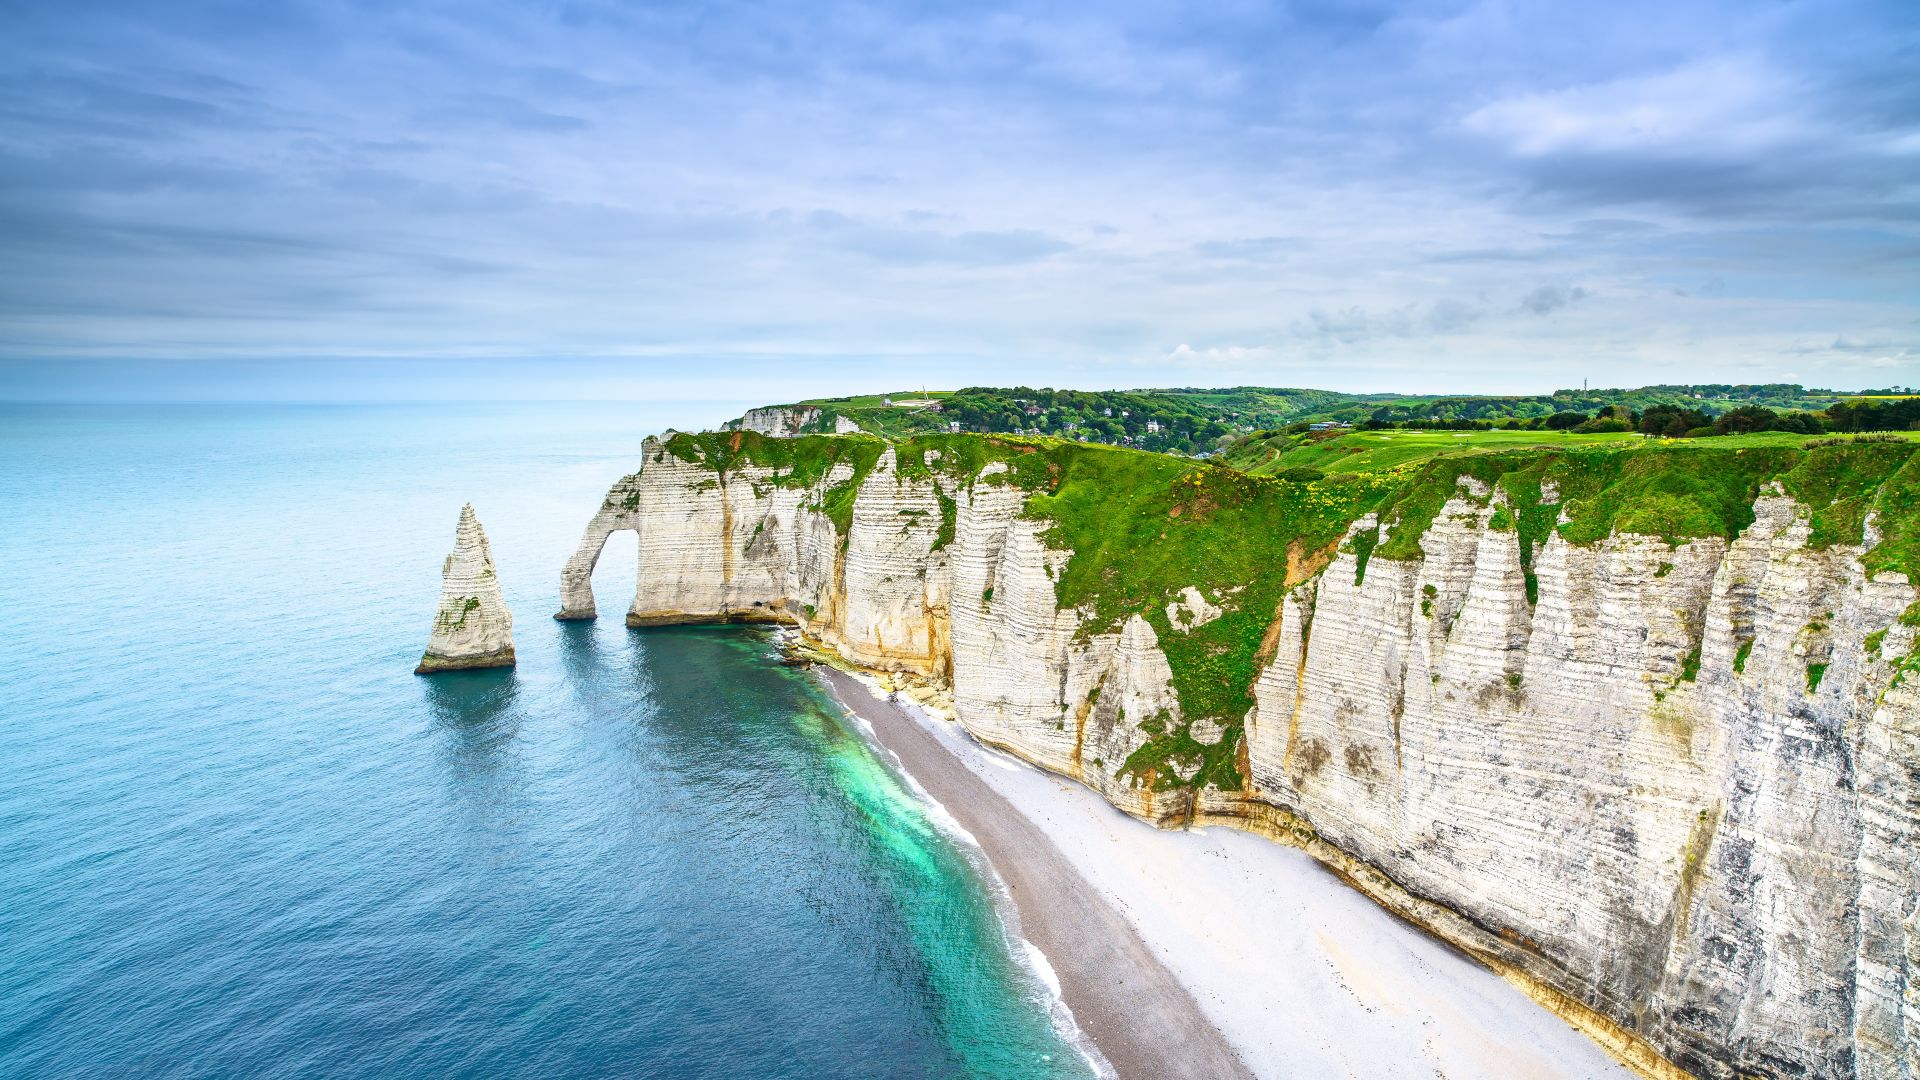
[1,0,1916,402]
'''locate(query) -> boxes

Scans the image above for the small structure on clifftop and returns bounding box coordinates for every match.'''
[415,504,515,674]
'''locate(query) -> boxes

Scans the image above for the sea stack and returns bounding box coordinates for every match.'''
[415,504,515,674]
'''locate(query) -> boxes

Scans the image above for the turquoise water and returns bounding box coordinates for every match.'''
[0,404,1092,1079]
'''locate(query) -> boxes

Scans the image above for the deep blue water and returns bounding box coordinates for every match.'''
[0,404,1091,1079]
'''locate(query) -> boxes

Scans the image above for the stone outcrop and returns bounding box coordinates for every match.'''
[416,504,515,673]
[560,435,1920,1079]
[723,405,864,437]
[726,405,821,437]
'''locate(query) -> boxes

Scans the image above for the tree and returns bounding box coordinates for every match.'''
[1638,405,1709,437]
[1712,405,1781,436]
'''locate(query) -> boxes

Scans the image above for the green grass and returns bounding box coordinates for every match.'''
[795,390,955,408]
[1857,452,1920,582]
[1020,444,1401,792]
[437,595,482,630]
[1224,427,1920,479]
[1224,428,1641,477]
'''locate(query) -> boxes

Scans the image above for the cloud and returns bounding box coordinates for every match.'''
[1166,343,1278,365]
[1192,236,1303,261]
[1517,284,1592,315]
[803,211,1072,265]
[416,94,590,133]
[1292,299,1484,345]
[1462,57,1799,158]
[1456,44,1920,221]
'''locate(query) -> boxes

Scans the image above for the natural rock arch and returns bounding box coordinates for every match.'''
[554,473,644,621]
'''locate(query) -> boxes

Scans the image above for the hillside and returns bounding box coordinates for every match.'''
[729,383,1915,454]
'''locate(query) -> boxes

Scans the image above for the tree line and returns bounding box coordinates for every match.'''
[1354,395,1919,437]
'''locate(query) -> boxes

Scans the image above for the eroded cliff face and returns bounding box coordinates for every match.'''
[1238,488,1919,1079]
[560,432,1920,1079]
[723,404,865,437]
[726,405,820,437]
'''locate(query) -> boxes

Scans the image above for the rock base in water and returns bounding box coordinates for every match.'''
[414,646,516,674]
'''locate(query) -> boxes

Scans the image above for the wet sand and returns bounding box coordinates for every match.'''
[819,667,1253,1080]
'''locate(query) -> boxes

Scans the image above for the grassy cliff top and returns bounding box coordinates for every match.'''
[659,425,1920,618]
[658,427,1920,791]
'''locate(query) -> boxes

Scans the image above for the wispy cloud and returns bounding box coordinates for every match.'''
[1517,284,1591,315]
[1461,56,1800,157]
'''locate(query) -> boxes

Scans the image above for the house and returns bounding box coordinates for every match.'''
[1145,420,1161,433]
[946,421,961,433]
[1023,403,1042,416]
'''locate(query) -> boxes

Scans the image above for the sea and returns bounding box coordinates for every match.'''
[0,403,1095,1079]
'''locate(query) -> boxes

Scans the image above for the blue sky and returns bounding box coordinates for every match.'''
[2,0,1915,401]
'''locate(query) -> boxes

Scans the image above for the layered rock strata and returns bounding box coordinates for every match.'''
[726,405,820,437]
[416,504,515,673]
[560,434,1919,1079]
[724,405,864,437]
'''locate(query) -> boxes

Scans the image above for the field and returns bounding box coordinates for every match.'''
[1223,427,1920,477]
[796,390,955,409]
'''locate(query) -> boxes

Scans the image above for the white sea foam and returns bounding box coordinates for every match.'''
[819,672,1115,1080]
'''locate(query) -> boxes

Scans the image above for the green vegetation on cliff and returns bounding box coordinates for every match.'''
[660,428,890,536]
[1021,446,1400,791]
[660,427,1920,794]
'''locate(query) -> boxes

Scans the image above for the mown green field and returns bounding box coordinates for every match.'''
[797,390,954,409]
[1224,427,1920,477]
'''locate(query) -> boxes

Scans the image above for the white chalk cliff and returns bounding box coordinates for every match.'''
[724,404,863,437]
[417,504,515,673]
[558,434,1919,1079]
[726,405,820,437]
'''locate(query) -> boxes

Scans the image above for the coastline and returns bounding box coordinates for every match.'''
[819,664,1632,1080]
[818,666,1254,1080]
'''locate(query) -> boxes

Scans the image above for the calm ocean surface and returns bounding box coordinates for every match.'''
[0,404,1092,1079]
